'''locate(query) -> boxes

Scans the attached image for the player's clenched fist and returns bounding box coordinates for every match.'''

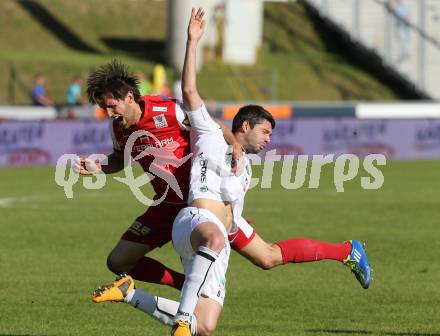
[73,156,102,175]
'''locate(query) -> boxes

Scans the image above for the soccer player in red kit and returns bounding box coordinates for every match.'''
[77,60,371,301]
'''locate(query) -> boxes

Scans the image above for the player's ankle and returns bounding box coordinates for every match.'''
[123,288,136,303]
[174,312,192,324]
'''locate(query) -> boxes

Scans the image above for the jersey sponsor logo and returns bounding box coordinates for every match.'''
[121,130,192,205]
[128,221,151,236]
[158,137,175,147]
[152,106,168,112]
[198,153,209,192]
[132,136,175,153]
[199,153,208,183]
[153,114,168,128]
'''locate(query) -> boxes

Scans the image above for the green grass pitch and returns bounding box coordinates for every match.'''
[0,160,439,335]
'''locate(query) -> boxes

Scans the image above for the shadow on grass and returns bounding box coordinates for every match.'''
[384,333,440,336]
[306,330,372,335]
[101,37,166,63]
[306,330,440,336]
[16,0,100,54]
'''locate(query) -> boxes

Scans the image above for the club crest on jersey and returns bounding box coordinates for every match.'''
[152,106,168,112]
[153,114,168,129]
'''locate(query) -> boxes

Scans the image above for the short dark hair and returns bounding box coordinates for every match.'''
[86,60,140,106]
[231,105,276,133]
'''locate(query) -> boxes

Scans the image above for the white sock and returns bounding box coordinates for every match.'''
[126,289,198,335]
[175,246,219,323]
[126,289,176,325]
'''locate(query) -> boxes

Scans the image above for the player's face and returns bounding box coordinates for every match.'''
[101,92,131,127]
[243,119,273,154]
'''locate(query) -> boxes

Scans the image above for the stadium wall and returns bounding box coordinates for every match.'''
[2,103,440,121]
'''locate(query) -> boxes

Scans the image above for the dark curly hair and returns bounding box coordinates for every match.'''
[86,60,140,107]
[232,105,276,133]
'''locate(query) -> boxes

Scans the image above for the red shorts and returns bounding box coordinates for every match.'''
[121,202,186,248]
[122,203,257,251]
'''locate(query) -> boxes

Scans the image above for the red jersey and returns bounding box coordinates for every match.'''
[109,95,191,204]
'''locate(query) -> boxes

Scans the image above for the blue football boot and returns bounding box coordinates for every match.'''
[343,240,372,289]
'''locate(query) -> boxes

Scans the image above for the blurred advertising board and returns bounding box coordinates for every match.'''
[0,121,112,166]
[225,118,440,160]
[0,118,440,167]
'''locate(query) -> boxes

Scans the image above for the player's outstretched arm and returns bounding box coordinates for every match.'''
[101,151,125,174]
[73,151,124,175]
[182,7,206,111]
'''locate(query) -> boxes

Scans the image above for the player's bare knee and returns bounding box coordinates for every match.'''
[202,230,224,254]
[197,320,217,336]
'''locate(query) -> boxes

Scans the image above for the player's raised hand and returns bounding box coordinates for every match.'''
[188,7,206,42]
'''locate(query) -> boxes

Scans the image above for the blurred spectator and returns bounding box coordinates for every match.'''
[151,64,172,97]
[136,72,152,96]
[30,74,54,106]
[390,0,411,61]
[152,64,166,94]
[65,75,85,106]
[95,106,109,120]
[161,79,172,97]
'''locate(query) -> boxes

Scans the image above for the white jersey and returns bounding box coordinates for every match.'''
[186,104,252,231]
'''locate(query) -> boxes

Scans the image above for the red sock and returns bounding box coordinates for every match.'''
[128,257,185,290]
[276,238,351,264]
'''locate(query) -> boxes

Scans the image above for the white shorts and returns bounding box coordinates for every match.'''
[172,207,230,306]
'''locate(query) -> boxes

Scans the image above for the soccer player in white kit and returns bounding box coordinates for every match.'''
[170,8,263,336]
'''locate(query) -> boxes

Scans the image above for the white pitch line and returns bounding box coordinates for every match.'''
[0,196,31,208]
[0,198,15,208]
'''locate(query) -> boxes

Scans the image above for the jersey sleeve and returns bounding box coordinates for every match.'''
[186,103,221,136]
[175,100,191,131]
[108,119,124,152]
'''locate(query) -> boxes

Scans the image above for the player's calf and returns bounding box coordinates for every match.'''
[106,254,130,275]
[106,240,148,275]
